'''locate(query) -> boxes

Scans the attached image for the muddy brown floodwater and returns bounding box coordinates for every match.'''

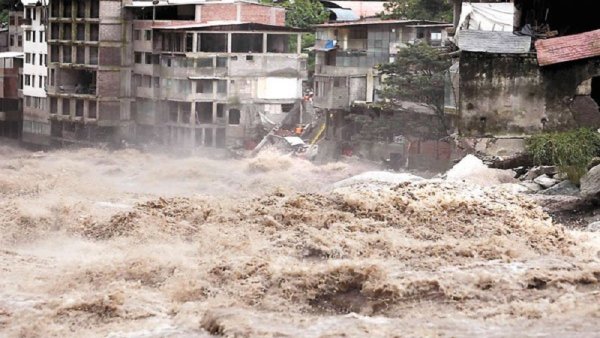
[0,143,599,337]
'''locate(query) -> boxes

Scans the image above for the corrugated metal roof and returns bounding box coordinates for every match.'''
[153,21,303,31]
[536,29,600,66]
[458,30,531,54]
[329,8,359,21]
[316,19,447,28]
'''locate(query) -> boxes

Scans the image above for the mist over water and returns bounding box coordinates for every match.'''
[1,142,599,337]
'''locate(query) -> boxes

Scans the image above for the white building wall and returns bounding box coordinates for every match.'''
[23,5,48,100]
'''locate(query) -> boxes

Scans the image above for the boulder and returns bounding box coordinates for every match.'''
[580,164,600,199]
[529,195,585,213]
[587,221,600,232]
[533,174,558,189]
[538,180,580,196]
[521,166,557,181]
[445,155,516,187]
[519,181,543,192]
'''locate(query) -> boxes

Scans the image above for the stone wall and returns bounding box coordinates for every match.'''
[458,52,600,137]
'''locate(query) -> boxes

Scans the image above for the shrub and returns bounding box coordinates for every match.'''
[526,128,600,183]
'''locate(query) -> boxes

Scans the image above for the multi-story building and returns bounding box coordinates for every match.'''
[0,4,25,139]
[312,19,451,111]
[46,0,133,146]
[128,0,307,148]
[15,0,307,148]
[21,0,50,145]
[8,5,24,52]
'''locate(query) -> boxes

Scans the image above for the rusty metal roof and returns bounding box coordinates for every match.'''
[535,29,600,66]
[458,30,532,54]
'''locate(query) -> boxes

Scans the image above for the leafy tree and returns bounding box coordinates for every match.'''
[378,42,450,112]
[348,43,451,141]
[281,0,328,29]
[382,0,453,22]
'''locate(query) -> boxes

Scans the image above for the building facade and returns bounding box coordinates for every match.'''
[21,0,50,145]
[313,19,451,111]
[128,0,307,148]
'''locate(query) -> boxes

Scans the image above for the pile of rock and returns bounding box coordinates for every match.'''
[515,166,580,196]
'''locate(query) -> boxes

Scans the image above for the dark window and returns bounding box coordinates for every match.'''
[77,1,86,18]
[62,99,71,115]
[63,0,72,18]
[199,33,227,52]
[231,33,263,53]
[63,23,72,40]
[90,0,99,18]
[90,24,99,41]
[89,47,98,65]
[134,52,142,64]
[88,101,97,118]
[62,45,72,63]
[134,30,141,40]
[145,30,152,41]
[228,109,240,125]
[77,24,85,41]
[76,46,85,64]
[76,100,84,117]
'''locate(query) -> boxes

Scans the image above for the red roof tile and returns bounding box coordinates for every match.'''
[535,29,600,66]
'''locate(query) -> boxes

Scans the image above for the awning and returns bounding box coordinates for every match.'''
[313,39,337,51]
[536,29,600,66]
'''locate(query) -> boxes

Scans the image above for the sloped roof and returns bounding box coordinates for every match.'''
[458,30,531,54]
[316,19,449,28]
[535,29,600,66]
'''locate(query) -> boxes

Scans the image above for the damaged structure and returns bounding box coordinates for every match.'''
[450,0,600,155]
[129,1,306,148]
[7,0,307,148]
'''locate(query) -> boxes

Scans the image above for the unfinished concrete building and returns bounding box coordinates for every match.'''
[47,0,133,146]
[21,0,50,145]
[127,0,307,148]
[313,19,451,112]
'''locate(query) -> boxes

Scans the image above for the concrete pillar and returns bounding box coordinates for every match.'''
[297,34,302,54]
[192,33,198,52]
[263,33,267,53]
[227,33,232,53]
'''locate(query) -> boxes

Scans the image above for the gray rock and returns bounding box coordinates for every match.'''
[538,180,580,196]
[529,195,584,213]
[519,181,543,192]
[580,164,600,199]
[587,221,600,232]
[533,174,559,189]
[522,166,557,181]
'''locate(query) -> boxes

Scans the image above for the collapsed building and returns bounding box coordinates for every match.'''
[129,1,306,148]
[449,0,600,155]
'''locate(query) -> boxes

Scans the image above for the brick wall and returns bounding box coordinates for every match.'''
[198,4,237,23]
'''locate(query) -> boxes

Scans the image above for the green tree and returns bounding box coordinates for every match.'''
[382,0,453,22]
[348,43,451,141]
[281,0,328,29]
[378,43,450,111]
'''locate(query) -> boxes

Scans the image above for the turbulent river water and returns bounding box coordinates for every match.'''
[0,142,599,337]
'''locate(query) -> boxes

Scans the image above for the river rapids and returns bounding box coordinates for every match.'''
[0,142,599,337]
